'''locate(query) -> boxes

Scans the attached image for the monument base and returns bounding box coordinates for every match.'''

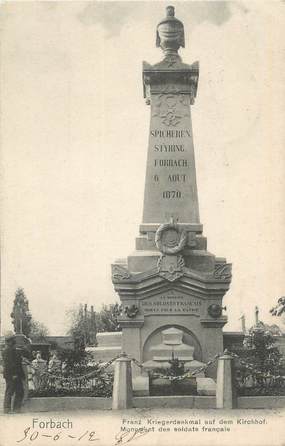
[196,377,216,396]
[133,373,150,396]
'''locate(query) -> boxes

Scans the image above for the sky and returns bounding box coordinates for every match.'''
[1,1,285,335]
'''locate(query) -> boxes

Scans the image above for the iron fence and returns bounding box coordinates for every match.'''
[27,356,120,398]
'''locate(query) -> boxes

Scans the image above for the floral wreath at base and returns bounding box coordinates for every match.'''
[155,223,187,255]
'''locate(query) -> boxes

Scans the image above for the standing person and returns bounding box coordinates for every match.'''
[2,335,25,413]
[48,351,62,388]
[48,351,61,374]
[32,351,47,390]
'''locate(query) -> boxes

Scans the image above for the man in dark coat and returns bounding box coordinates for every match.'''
[2,335,25,413]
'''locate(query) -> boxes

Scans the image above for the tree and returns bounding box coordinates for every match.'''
[235,323,284,395]
[270,296,285,317]
[11,288,32,336]
[66,304,86,350]
[65,302,122,348]
[255,320,283,336]
[96,303,122,332]
[29,319,49,339]
[247,325,281,371]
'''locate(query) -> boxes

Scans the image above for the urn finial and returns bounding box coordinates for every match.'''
[166,5,175,17]
[156,6,185,57]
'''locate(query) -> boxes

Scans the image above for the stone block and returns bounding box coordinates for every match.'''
[237,396,285,409]
[195,235,207,250]
[161,327,183,344]
[127,251,160,272]
[139,224,203,234]
[112,355,133,410]
[184,250,215,272]
[135,236,156,251]
[133,395,194,409]
[22,397,112,412]
[216,351,235,409]
[194,396,216,409]
[96,332,122,347]
[150,327,195,363]
[86,346,121,363]
[187,232,197,248]
[196,377,216,396]
[151,377,171,387]
[142,359,168,371]
[132,374,150,396]
[132,395,216,409]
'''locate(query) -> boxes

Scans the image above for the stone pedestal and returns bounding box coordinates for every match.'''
[216,350,235,409]
[86,332,122,366]
[149,327,195,361]
[112,354,133,410]
[142,327,205,373]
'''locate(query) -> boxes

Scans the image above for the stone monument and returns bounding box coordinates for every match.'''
[111,6,232,395]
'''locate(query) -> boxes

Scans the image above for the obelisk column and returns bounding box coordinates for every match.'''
[142,6,200,227]
[112,7,232,393]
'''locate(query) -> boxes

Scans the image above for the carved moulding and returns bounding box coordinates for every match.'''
[200,316,228,328]
[143,60,199,105]
[112,264,131,282]
[213,263,232,281]
[152,93,190,127]
[115,269,231,303]
[157,254,185,282]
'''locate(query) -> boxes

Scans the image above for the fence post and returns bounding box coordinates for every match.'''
[112,353,133,410]
[216,349,236,409]
[22,362,29,401]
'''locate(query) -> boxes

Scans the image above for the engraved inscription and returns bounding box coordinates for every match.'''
[154,144,184,152]
[141,293,202,315]
[154,159,188,167]
[162,191,181,199]
[149,124,192,199]
[150,129,191,138]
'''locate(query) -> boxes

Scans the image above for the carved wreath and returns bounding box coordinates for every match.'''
[124,304,139,319]
[155,223,187,255]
